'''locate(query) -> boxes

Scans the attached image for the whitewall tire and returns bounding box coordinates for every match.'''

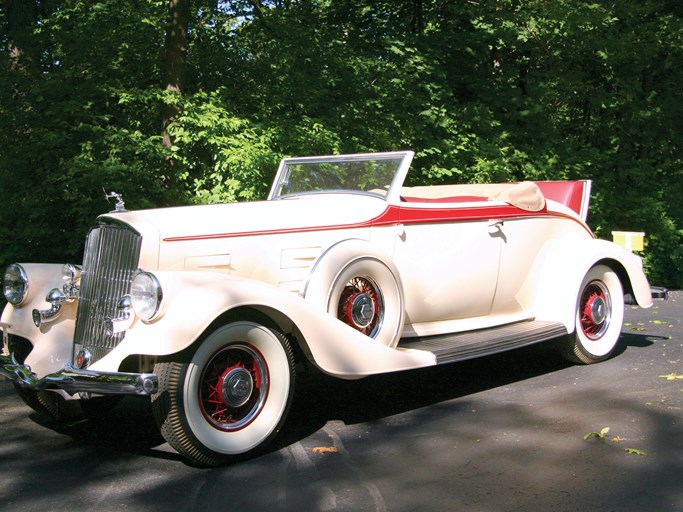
[152,321,295,467]
[563,265,625,364]
[305,240,405,348]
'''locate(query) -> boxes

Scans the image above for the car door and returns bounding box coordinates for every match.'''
[391,201,502,326]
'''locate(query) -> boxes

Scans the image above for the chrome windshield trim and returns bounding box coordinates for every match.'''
[0,354,157,396]
[268,151,414,201]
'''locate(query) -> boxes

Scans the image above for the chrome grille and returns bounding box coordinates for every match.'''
[73,223,142,363]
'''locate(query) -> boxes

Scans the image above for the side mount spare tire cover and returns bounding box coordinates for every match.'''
[304,239,405,348]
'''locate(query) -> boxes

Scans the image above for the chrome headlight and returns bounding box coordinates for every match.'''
[131,271,163,322]
[62,263,81,287]
[61,263,81,300]
[3,264,29,306]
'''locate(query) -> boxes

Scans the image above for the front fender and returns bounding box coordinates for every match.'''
[97,271,435,378]
[1,264,76,377]
[520,238,652,331]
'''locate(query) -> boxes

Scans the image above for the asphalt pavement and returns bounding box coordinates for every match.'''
[1,292,681,512]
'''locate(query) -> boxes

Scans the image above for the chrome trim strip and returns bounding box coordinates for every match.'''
[0,353,158,396]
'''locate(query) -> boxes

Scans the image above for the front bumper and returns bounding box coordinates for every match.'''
[0,353,158,396]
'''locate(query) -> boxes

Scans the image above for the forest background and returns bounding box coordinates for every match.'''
[1,0,681,288]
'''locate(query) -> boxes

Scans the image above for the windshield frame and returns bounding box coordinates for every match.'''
[268,151,414,203]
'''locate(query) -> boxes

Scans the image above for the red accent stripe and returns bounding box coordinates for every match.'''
[163,203,591,242]
[397,204,545,224]
[163,222,373,242]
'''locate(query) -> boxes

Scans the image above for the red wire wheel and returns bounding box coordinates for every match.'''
[151,322,295,467]
[563,265,624,364]
[199,343,268,431]
[337,276,383,337]
[578,280,611,340]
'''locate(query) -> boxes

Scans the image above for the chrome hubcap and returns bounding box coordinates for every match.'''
[200,343,268,431]
[221,367,254,408]
[589,296,607,325]
[580,280,612,340]
[338,276,383,337]
[351,293,376,328]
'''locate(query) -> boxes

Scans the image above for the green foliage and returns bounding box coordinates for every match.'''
[584,427,611,440]
[167,90,280,203]
[0,0,681,287]
[625,448,647,456]
[0,0,169,265]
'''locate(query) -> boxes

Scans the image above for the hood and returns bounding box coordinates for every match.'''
[100,194,388,242]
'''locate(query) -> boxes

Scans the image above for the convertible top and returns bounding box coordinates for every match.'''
[401,181,546,212]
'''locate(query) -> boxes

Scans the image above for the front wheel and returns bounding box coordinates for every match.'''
[151,321,296,467]
[562,265,625,364]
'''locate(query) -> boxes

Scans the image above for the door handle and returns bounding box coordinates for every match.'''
[488,219,506,240]
[396,223,406,241]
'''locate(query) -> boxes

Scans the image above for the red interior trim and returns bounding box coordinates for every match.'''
[401,195,488,204]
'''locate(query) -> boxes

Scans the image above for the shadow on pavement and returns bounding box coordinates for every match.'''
[26,331,664,465]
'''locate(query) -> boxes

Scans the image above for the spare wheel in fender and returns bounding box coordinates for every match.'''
[304,239,405,348]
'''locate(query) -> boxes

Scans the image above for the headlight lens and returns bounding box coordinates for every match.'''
[131,271,163,322]
[3,264,29,306]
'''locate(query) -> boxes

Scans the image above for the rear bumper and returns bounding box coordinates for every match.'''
[650,286,669,301]
[625,286,669,305]
[0,353,158,396]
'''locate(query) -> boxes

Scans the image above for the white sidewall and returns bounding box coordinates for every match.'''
[183,322,291,455]
[327,257,404,347]
[574,265,624,357]
[305,239,405,348]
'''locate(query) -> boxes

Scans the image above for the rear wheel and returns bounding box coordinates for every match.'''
[151,321,295,467]
[563,265,624,364]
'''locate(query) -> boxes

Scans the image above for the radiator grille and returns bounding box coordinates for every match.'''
[73,223,142,363]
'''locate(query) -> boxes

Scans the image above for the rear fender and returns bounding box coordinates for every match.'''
[520,238,652,332]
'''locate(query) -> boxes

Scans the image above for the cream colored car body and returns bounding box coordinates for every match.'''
[2,151,653,386]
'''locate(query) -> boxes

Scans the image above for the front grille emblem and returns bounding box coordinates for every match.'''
[75,349,92,369]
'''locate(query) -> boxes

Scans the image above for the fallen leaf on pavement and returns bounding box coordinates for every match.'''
[312,446,338,454]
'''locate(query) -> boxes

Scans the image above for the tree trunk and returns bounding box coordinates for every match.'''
[161,0,191,150]
[5,0,39,70]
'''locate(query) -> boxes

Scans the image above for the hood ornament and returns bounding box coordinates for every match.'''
[104,190,127,213]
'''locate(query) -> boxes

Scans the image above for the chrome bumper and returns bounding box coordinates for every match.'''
[650,286,669,301]
[625,286,669,305]
[0,353,158,396]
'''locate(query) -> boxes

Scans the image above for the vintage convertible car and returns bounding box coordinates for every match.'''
[1,151,660,466]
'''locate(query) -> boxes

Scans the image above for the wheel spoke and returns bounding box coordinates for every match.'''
[199,344,268,431]
[579,281,611,340]
[337,276,382,336]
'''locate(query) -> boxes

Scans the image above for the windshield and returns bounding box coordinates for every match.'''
[269,152,413,201]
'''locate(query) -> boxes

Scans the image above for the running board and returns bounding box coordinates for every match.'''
[398,320,568,365]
